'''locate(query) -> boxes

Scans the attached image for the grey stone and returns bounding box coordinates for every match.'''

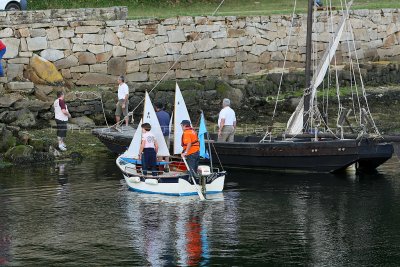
[164,43,182,55]
[40,49,65,62]
[13,99,52,112]
[76,73,116,85]
[7,82,34,93]
[124,31,145,41]
[112,46,127,57]
[126,50,147,60]
[194,38,217,52]
[104,29,120,45]
[0,93,22,108]
[6,64,24,80]
[108,58,126,75]
[96,51,113,63]
[250,44,268,56]
[0,28,13,38]
[181,42,196,54]
[205,59,225,69]
[83,34,104,45]
[126,61,139,73]
[136,40,152,52]
[87,44,105,54]
[120,39,136,49]
[73,44,89,52]
[46,28,60,41]
[27,37,48,51]
[90,64,108,73]
[34,85,53,95]
[75,26,101,34]
[2,38,20,58]
[167,29,186,43]
[59,29,75,38]
[70,116,95,128]
[30,28,46,37]
[148,45,166,57]
[10,111,37,128]
[126,72,148,82]
[8,58,29,64]
[70,65,90,73]
[54,55,79,69]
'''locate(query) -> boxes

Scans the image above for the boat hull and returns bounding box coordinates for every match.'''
[209,139,360,172]
[123,174,225,196]
[356,140,394,172]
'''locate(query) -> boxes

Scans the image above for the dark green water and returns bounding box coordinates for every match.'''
[1,155,400,266]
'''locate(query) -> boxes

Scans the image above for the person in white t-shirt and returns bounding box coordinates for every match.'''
[54,91,71,151]
[138,123,159,176]
[218,98,236,142]
[115,75,129,127]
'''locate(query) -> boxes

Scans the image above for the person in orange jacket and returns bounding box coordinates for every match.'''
[0,40,6,77]
[180,120,200,177]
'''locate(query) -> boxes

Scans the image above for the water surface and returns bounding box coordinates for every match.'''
[1,155,400,266]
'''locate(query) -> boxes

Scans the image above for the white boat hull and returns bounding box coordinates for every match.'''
[123,174,225,196]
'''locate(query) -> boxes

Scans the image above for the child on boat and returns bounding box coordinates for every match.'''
[138,123,159,176]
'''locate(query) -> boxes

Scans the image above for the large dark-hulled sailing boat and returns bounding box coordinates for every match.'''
[208,0,393,172]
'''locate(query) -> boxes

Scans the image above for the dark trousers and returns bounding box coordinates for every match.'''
[142,148,157,176]
[55,119,67,138]
[186,151,200,177]
[0,48,6,77]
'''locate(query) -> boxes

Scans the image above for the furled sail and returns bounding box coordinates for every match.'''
[173,83,191,154]
[286,2,352,134]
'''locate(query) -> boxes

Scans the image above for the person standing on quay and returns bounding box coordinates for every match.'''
[54,91,71,151]
[218,98,236,142]
[0,40,6,77]
[115,75,129,128]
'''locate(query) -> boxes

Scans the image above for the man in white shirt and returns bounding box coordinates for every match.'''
[218,98,236,142]
[115,75,129,127]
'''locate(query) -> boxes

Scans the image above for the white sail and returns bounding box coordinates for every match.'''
[286,2,352,134]
[122,119,143,158]
[143,92,170,157]
[173,83,191,155]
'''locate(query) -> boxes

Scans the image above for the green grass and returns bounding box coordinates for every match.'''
[28,0,400,19]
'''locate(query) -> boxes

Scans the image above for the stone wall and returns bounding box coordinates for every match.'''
[0,7,399,88]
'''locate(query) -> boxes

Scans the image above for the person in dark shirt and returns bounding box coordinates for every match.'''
[155,102,171,149]
[0,40,6,77]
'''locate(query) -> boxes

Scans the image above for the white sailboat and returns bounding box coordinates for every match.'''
[116,90,225,197]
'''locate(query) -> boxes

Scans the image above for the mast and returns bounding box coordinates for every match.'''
[303,0,314,132]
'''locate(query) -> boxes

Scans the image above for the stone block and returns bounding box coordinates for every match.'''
[228,29,246,38]
[167,29,186,43]
[19,52,33,58]
[215,38,238,48]
[27,37,48,51]
[120,39,136,49]
[108,58,126,75]
[46,28,60,41]
[149,62,171,73]
[181,60,205,70]
[154,55,174,64]
[72,44,89,52]
[59,29,75,38]
[88,44,105,54]
[0,28,13,38]
[83,34,105,45]
[61,69,72,79]
[70,65,89,73]
[90,64,108,73]
[2,38,20,59]
[8,58,29,64]
[40,49,64,62]
[30,28,46,38]
[243,62,261,73]
[210,48,236,58]
[7,82,34,93]
[126,50,147,60]
[181,42,196,54]
[196,25,220,32]
[6,64,24,80]
[194,38,216,52]
[193,52,212,60]
[112,46,127,57]
[124,31,145,41]
[76,73,116,85]
[250,44,268,56]
[136,40,152,52]
[75,26,101,34]
[126,72,148,82]
[212,30,228,39]
[148,45,166,57]
[164,43,182,55]
[104,29,120,46]
[18,28,30,38]
[205,58,225,69]
[31,54,64,83]
[96,51,113,63]
[71,38,84,44]
[54,55,79,69]
[155,36,168,45]
[176,69,191,79]
[0,93,22,108]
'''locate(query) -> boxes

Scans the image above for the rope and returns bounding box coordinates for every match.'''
[110,0,226,129]
[261,0,298,142]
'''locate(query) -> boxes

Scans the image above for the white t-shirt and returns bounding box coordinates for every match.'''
[142,131,156,148]
[54,98,69,121]
[118,83,129,100]
[218,106,236,128]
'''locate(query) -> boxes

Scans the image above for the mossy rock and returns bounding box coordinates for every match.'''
[215,80,233,97]
[28,138,45,152]
[0,129,16,153]
[4,145,34,163]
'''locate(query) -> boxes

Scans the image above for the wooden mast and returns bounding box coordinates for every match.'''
[303,0,314,132]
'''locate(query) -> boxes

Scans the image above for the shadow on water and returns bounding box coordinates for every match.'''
[0,156,400,265]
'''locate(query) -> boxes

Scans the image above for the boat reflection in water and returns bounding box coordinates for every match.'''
[123,192,238,266]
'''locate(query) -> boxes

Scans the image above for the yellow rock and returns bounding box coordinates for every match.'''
[30,54,64,84]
